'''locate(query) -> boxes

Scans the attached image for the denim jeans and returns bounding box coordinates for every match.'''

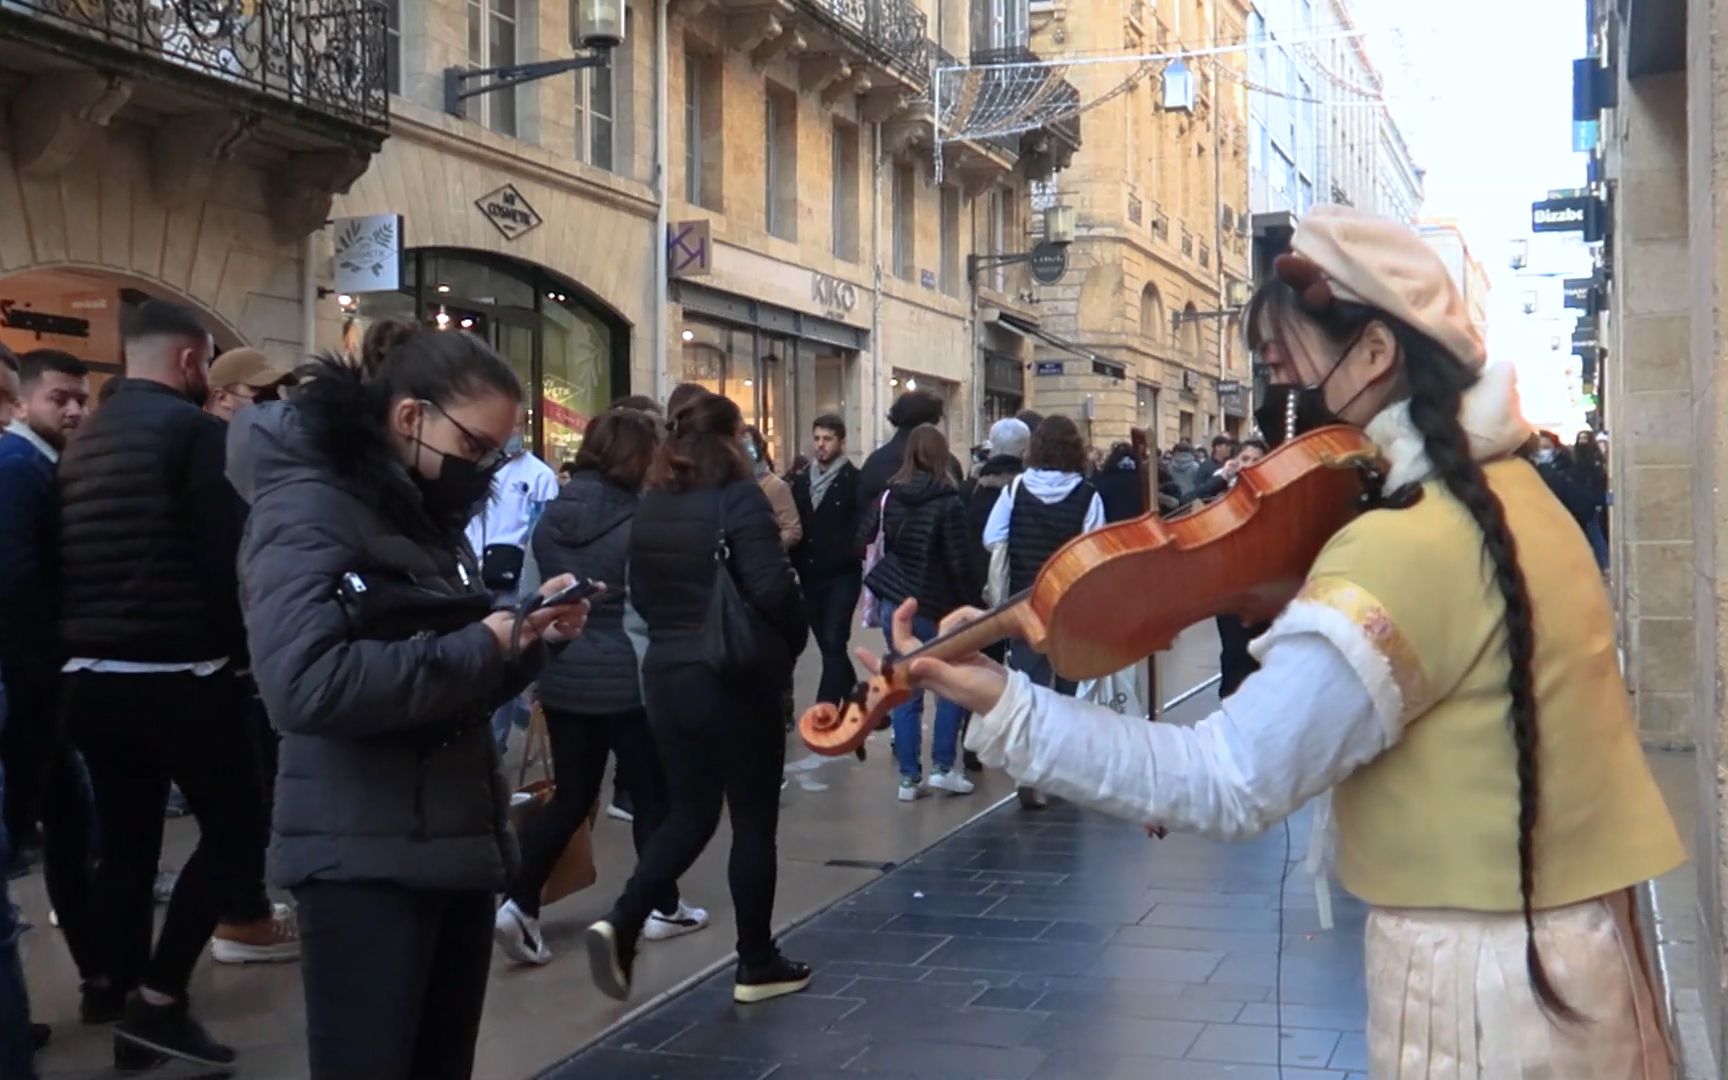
[0,668,39,1080]
[878,600,966,782]
[491,694,528,755]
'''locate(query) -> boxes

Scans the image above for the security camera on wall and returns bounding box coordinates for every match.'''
[576,0,626,49]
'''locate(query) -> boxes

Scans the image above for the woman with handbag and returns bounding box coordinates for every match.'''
[862,424,983,802]
[495,409,709,966]
[586,392,809,1006]
[228,332,590,1080]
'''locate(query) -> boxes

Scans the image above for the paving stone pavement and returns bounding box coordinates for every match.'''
[542,798,1372,1080]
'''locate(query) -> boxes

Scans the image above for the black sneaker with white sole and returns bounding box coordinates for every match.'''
[113,996,235,1073]
[584,919,637,1002]
[733,950,812,1004]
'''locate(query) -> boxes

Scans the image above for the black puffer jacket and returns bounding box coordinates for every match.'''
[229,380,544,894]
[630,480,807,682]
[533,470,640,716]
[57,380,247,663]
[862,474,981,621]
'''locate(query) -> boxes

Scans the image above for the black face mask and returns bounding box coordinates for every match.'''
[1253,330,1375,448]
[411,415,500,523]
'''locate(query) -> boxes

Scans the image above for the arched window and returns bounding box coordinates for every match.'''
[1179,301,1202,358]
[1139,283,1166,345]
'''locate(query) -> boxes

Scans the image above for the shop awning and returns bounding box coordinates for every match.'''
[996,313,1127,379]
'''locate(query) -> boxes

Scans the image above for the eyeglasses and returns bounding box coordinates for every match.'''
[423,399,506,470]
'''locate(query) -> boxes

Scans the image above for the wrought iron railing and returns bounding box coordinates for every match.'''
[799,0,931,86]
[1,0,389,129]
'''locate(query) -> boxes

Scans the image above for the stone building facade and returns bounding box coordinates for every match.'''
[1029,0,1255,451]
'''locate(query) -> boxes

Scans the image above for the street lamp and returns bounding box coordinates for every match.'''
[445,0,624,116]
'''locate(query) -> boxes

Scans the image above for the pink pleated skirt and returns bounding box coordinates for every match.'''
[1364,890,1672,1079]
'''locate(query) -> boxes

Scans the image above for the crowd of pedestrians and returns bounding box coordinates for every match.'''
[0,297,1619,1080]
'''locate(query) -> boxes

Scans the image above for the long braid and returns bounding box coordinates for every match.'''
[1401,352,1583,1024]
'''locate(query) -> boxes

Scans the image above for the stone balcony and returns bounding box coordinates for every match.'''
[0,0,390,239]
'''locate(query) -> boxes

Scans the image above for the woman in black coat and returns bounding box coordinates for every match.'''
[586,392,808,1006]
[862,425,982,801]
[495,409,708,967]
[230,335,589,1080]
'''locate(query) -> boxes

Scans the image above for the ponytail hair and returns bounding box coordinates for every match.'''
[1247,280,1582,1023]
[647,392,749,492]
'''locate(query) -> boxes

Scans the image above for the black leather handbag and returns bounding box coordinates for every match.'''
[702,491,787,683]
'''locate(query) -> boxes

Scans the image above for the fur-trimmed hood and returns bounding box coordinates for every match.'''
[1364,362,1533,492]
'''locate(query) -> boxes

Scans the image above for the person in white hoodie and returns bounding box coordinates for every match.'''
[981,414,1104,809]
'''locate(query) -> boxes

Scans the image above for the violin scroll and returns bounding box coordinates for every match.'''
[798,672,913,757]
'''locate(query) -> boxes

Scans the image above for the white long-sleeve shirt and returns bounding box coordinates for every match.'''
[964,632,1392,840]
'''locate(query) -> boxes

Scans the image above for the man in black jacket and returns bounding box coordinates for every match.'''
[858,389,962,511]
[56,300,261,1070]
[790,414,863,706]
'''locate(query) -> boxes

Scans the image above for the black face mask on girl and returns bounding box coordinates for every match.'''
[411,412,501,522]
[1253,329,1376,448]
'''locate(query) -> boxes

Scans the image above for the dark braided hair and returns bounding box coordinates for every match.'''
[1247,280,1582,1023]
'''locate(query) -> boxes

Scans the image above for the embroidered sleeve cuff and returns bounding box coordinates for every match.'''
[1249,576,1430,740]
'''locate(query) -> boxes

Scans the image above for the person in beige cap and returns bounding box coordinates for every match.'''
[855,205,1684,1077]
[204,347,296,422]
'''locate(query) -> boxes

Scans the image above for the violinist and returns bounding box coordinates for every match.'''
[862,206,1684,1076]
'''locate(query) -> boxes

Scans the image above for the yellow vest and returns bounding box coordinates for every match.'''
[1310,458,1685,912]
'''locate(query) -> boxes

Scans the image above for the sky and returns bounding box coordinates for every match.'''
[1352,0,1594,430]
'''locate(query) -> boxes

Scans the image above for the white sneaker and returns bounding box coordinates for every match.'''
[897,778,925,803]
[643,900,710,941]
[928,769,975,796]
[494,900,552,966]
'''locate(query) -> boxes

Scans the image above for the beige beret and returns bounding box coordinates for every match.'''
[1290,205,1487,371]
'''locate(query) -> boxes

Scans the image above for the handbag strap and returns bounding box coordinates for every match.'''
[517,701,554,789]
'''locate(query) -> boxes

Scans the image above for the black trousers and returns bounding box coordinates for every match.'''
[507,706,676,918]
[1216,616,1266,700]
[296,881,492,1080]
[222,689,278,925]
[802,570,862,705]
[64,669,265,995]
[0,657,98,976]
[609,664,785,967]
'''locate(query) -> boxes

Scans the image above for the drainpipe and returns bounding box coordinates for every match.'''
[870,121,885,448]
[651,0,670,401]
[1210,0,1226,396]
[301,231,317,356]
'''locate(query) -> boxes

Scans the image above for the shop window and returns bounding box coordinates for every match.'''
[684,52,723,209]
[892,164,916,281]
[466,0,519,136]
[832,120,861,261]
[939,185,961,297]
[1179,409,1194,444]
[765,83,798,241]
[574,6,631,174]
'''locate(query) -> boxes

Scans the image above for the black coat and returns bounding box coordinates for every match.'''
[629,480,807,683]
[1093,463,1148,523]
[958,455,1023,582]
[858,428,965,513]
[533,471,641,716]
[229,393,544,894]
[56,380,247,664]
[862,474,981,621]
[790,460,863,581]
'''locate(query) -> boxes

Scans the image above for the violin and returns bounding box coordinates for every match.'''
[798,425,1380,757]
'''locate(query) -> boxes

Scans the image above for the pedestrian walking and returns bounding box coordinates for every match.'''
[1091,441,1146,523]
[790,414,864,707]
[56,301,261,1070]
[496,408,709,966]
[586,393,809,1006]
[229,331,589,1079]
[862,425,982,801]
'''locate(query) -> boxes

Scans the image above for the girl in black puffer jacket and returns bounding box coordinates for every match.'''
[495,409,709,967]
[585,392,809,1008]
[861,425,982,801]
[230,335,590,1080]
